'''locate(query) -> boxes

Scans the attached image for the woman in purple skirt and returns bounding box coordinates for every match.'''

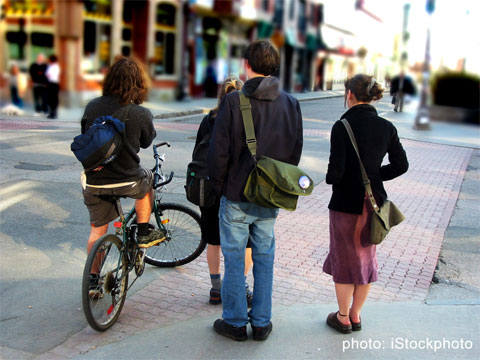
[323,74,409,333]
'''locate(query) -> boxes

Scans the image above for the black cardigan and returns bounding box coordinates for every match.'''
[326,104,408,214]
[80,95,156,185]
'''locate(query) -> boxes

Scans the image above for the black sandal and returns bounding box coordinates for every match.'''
[350,315,362,331]
[326,312,352,334]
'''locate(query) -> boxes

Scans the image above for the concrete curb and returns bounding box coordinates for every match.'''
[152,94,345,120]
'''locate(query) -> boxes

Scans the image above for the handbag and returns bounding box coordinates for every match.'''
[239,91,313,211]
[341,119,405,245]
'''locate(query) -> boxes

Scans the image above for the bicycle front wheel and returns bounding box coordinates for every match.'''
[82,234,128,331]
[145,203,205,267]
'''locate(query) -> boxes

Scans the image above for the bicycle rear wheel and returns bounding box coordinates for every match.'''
[82,234,128,331]
[145,203,205,267]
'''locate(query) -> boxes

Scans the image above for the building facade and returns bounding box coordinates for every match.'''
[1,0,395,107]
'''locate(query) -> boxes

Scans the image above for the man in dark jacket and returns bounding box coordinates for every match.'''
[80,58,166,261]
[29,53,48,115]
[208,40,303,341]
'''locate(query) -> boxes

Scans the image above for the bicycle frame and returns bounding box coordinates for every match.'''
[108,142,174,286]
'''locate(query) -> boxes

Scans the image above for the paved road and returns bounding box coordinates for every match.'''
[0,95,479,359]
[0,96,342,355]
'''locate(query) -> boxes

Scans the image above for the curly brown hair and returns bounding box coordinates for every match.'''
[102,57,149,105]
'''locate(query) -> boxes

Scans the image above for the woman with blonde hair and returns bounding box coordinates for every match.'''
[192,76,254,305]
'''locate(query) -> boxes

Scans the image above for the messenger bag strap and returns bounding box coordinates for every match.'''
[238,90,257,162]
[341,118,380,212]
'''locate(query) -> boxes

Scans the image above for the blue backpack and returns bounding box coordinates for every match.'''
[71,115,125,172]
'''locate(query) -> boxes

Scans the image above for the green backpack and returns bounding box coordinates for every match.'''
[239,91,314,211]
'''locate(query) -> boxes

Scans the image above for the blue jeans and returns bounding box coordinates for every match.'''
[219,196,279,327]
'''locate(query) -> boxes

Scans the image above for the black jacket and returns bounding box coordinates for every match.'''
[196,110,216,148]
[208,76,303,202]
[29,63,48,85]
[326,104,408,214]
[80,95,156,185]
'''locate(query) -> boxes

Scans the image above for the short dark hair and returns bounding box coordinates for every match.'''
[243,40,279,76]
[102,56,149,105]
[49,54,58,63]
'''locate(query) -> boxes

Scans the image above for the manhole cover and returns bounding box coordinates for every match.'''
[14,162,58,171]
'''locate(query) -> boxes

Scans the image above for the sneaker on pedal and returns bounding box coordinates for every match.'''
[137,228,167,248]
[89,274,103,300]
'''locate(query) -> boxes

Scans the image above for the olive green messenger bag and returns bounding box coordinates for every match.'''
[238,91,314,211]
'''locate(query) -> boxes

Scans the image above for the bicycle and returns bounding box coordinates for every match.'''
[82,142,205,331]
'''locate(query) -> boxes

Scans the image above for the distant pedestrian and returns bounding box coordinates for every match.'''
[191,76,254,306]
[208,40,303,341]
[29,53,49,115]
[390,71,416,112]
[203,64,218,98]
[323,74,408,334]
[9,64,27,108]
[46,54,60,119]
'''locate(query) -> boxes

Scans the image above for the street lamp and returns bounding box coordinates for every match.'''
[413,0,435,130]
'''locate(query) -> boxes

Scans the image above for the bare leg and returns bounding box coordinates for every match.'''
[244,247,253,276]
[135,189,153,223]
[87,223,109,274]
[87,224,109,254]
[207,244,221,275]
[350,283,371,323]
[334,283,354,325]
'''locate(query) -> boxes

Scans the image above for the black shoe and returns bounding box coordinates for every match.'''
[246,288,253,308]
[137,228,167,248]
[326,312,352,334]
[213,319,247,341]
[350,316,362,331]
[47,114,57,119]
[209,288,221,305]
[89,273,103,300]
[252,321,272,341]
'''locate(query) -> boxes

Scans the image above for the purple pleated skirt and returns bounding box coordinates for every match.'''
[323,197,378,285]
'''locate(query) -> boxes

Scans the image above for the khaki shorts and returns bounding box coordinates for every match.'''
[83,168,153,227]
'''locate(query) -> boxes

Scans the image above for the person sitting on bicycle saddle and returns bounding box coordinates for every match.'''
[80,56,166,254]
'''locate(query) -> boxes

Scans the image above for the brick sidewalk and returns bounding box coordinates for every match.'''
[42,137,472,359]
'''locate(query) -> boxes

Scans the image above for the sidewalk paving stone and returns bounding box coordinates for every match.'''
[41,130,472,358]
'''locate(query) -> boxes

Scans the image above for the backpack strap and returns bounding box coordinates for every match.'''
[238,90,257,162]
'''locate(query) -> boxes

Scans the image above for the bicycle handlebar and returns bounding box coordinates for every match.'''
[152,142,173,189]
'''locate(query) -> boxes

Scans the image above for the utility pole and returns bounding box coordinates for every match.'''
[413,0,435,130]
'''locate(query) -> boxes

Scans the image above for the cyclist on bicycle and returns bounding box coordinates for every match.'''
[80,56,166,259]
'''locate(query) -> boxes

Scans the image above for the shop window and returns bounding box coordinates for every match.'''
[122,46,130,57]
[156,3,176,26]
[6,31,27,60]
[31,32,54,48]
[153,2,176,76]
[82,20,111,73]
[153,31,175,75]
[84,0,111,15]
[122,28,131,41]
[83,21,96,54]
[262,0,269,12]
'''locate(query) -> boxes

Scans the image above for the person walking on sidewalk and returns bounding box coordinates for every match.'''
[45,54,60,119]
[323,74,408,334]
[193,76,254,306]
[208,40,303,341]
[9,63,27,109]
[29,53,49,115]
[80,57,166,295]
